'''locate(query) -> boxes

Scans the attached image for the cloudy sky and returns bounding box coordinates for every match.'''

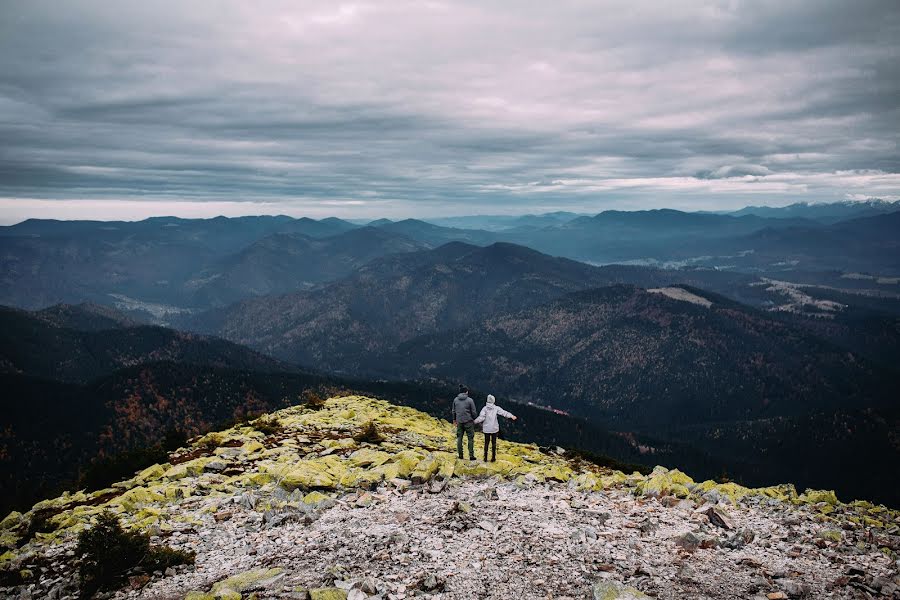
[0,0,899,223]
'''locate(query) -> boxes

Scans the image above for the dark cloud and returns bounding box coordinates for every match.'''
[0,0,898,222]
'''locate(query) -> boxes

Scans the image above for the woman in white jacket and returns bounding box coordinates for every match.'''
[474,394,517,462]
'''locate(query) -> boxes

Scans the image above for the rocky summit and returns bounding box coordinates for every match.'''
[1,396,898,600]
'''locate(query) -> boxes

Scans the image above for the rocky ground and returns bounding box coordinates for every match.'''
[1,396,898,600]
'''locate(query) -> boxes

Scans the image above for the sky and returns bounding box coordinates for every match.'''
[0,0,899,223]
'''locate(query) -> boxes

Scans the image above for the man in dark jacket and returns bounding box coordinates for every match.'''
[451,385,478,460]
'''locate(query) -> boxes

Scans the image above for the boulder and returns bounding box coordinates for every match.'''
[635,466,693,498]
[704,506,735,530]
[309,589,348,600]
[411,455,441,484]
[347,448,391,468]
[210,568,285,598]
[391,450,425,478]
[279,463,336,491]
[799,489,839,506]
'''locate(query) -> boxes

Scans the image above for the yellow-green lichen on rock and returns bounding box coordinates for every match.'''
[278,462,336,491]
[634,466,694,498]
[799,489,840,506]
[309,589,349,600]
[209,567,284,598]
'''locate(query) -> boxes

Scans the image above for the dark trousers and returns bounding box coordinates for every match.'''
[483,432,498,461]
[456,422,475,459]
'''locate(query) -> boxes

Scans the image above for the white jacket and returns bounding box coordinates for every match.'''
[474,404,515,434]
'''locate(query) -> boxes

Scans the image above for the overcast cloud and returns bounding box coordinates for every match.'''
[0,0,898,222]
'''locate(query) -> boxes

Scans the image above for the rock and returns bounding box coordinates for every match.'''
[816,529,842,543]
[483,486,499,500]
[675,531,701,552]
[303,491,331,506]
[279,463,336,491]
[780,579,811,598]
[355,492,374,508]
[704,506,735,530]
[359,577,378,594]
[592,581,650,599]
[635,466,693,498]
[128,574,150,589]
[309,589,348,600]
[722,529,755,550]
[419,573,445,592]
[348,448,391,468]
[204,460,228,473]
[799,489,839,506]
[389,478,411,490]
[211,567,285,597]
[478,520,497,533]
[411,455,441,484]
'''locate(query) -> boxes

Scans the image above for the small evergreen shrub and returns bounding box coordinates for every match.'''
[353,421,384,444]
[252,415,282,436]
[75,511,194,597]
[302,389,326,409]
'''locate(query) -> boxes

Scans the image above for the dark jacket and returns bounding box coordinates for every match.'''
[451,393,478,424]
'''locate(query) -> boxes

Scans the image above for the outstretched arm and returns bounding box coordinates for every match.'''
[474,406,487,425]
[498,407,517,420]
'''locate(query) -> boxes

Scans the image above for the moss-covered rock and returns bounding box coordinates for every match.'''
[279,463,336,491]
[800,489,839,506]
[391,450,425,477]
[691,480,750,504]
[347,448,391,468]
[411,454,441,483]
[136,463,168,484]
[309,588,348,600]
[573,472,604,492]
[111,486,166,512]
[0,511,25,531]
[754,484,798,502]
[635,466,694,498]
[164,457,215,481]
[210,567,284,598]
[592,580,650,599]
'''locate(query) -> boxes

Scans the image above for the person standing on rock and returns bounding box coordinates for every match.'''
[452,385,478,461]
[474,394,517,462]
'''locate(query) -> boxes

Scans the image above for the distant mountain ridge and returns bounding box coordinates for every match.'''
[0,304,290,383]
[727,199,900,223]
[2,207,898,317]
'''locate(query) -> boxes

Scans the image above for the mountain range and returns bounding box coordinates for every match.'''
[4,203,899,318]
